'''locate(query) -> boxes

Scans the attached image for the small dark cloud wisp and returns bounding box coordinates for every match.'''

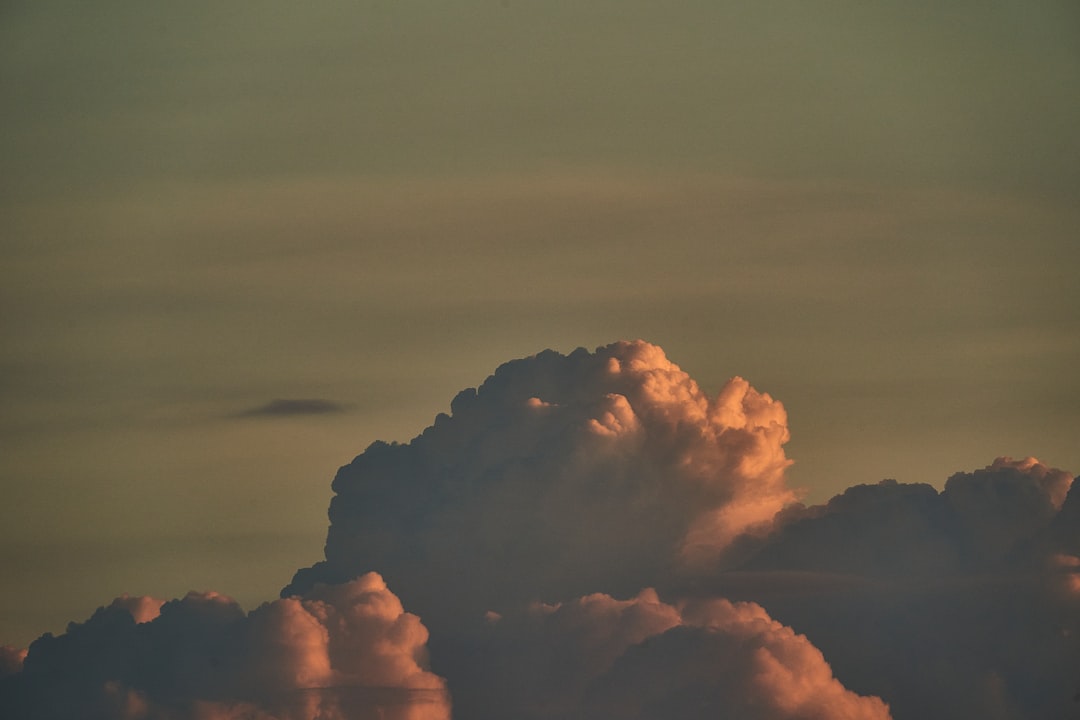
[238,398,348,418]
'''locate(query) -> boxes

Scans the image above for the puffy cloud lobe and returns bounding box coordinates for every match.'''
[741,457,1075,576]
[588,600,891,720]
[451,589,890,720]
[285,340,794,628]
[108,594,165,624]
[944,456,1074,564]
[457,589,682,717]
[0,573,449,720]
[722,567,1080,720]
[710,457,1080,719]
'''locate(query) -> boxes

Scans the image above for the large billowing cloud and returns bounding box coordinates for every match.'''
[285,340,795,628]
[4,341,1078,719]
[0,573,449,720]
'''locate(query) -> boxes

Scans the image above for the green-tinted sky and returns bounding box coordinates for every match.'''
[2,1,1078,646]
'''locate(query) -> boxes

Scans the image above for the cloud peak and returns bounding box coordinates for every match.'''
[284,340,795,627]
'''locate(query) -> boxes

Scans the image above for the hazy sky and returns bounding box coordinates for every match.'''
[2,0,1078,656]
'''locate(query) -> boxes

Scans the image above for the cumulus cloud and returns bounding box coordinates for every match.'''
[0,573,449,720]
[5,341,1078,719]
[285,340,794,628]
[107,594,166,624]
[701,456,1080,719]
[450,589,890,720]
[738,456,1074,576]
[271,343,1077,718]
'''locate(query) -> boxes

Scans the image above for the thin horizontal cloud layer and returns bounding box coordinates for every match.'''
[238,398,349,418]
[0,573,449,720]
[284,340,795,627]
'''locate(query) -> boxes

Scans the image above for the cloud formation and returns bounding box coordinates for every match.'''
[285,340,794,627]
[0,574,449,720]
[3,341,1077,719]
[238,398,348,418]
[705,457,1080,719]
[736,456,1073,577]
[267,343,1073,719]
[453,589,890,720]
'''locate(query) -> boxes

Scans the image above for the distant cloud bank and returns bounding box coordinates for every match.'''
[3,341,1077,719]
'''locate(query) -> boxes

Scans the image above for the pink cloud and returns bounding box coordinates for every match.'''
[107,594,165,624]
[285,341,796,629]
[708,456,1079,719]
[461,588,890,720]
[4,342,1076,719]
[1,574,449,720]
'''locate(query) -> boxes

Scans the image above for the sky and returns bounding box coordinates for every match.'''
[1,2,1079,717]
